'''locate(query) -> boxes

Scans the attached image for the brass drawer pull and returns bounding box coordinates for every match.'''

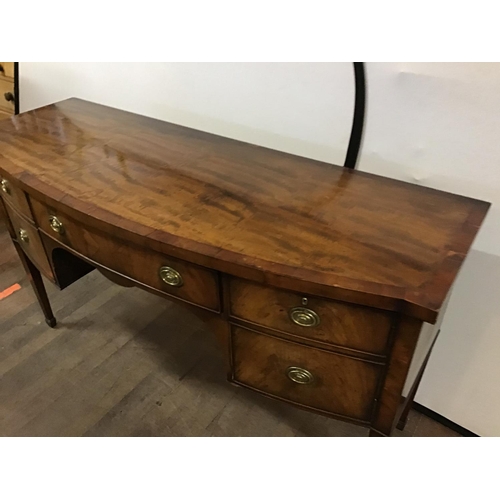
[289,306,320,327]
[49,215,64,234]
[1,179,10,194]
[286,366,315,385]
[18,229,29,244]
[159,266,184,287]
[4,92,15,103]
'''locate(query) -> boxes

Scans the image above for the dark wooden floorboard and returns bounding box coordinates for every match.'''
[0,224,460,437]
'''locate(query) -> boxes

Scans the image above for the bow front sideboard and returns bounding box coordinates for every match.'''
[0,99,490,436]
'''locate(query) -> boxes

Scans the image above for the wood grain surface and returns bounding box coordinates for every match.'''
[228,276,394,355]
[0,98,490,322]
[3,201,54,280]
[0,171,35,222]
[30,196,220,311]
[230,326,383,422]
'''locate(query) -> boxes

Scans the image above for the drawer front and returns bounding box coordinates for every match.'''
[0,62,14,79]
[231,326,381,421]
[4,203,54,280]
[0,174,34,222]
[228,278,393,355]
[0,76,15,113]
[30,197,220,311]
[0,109,11,121]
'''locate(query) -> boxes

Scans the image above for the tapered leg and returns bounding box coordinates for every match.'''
[396,364,427,431]
[396,330,440,431]
[13,241,57,328]
[369,316,422,437]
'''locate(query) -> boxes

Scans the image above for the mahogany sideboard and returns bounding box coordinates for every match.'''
[0,98,490,436]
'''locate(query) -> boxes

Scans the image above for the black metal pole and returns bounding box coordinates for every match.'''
[14,62,19,115]
[344,62,366,169]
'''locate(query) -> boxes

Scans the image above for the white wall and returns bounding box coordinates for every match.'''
[19,62,500,436]
[20,63,354,167]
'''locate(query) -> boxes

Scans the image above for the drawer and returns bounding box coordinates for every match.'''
[0,76,15,113]
[4,202,54,281]
[228,278,393,355]
[0,173,35,223]
[30,197,220,311]
[0,62,14,79]
[0,109,11,120]
[231,326,382,421]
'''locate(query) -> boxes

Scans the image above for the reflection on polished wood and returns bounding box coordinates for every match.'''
[0,98,490,436]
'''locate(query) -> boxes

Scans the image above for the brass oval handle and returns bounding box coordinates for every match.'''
[4,92,15,103]
[286,366,315,385]
[159,266,184,287]
[1,179,10,194]
[18,229,29,244]
[289,306,320,327]
[49,215,64,234]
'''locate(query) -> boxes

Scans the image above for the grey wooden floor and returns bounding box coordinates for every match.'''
[0,225,460,437]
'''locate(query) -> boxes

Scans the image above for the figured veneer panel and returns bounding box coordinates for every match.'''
[231,326,382,422]
[4,202,54,281]
[0,173,35,222]
[228,277,393,355]
[30,197,220,312]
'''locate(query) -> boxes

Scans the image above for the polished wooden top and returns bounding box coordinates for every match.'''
[0,98,490,322]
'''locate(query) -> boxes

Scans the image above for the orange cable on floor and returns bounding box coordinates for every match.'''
[0,283,21,300]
